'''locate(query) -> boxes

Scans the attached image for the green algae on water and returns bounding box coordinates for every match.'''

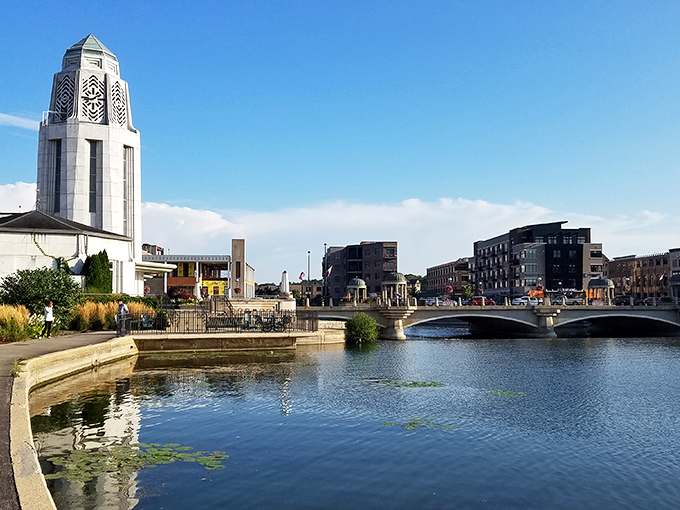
[44,443,229,483]
[488,390,525,397]
[379,380,445,388]
[382,418,457,430]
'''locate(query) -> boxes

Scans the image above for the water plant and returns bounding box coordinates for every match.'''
[383,418,457,430]
[488,390,525,397]
[379,380,445,388]
[44,443,228,483]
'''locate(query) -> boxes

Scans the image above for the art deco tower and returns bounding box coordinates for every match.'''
[36,34,141,258]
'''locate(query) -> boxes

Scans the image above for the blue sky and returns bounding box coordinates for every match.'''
[2,1,680,281]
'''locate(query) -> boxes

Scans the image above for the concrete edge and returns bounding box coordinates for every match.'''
[10,336,138,510]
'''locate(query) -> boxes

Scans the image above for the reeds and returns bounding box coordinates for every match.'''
[70,301,155,330]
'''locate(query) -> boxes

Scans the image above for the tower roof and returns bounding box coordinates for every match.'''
[65,34,118,61]
[61,34,120,75]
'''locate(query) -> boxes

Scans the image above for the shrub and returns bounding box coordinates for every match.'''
[0,268,82,324]
[345,312,380,344]
[82,251,112,294]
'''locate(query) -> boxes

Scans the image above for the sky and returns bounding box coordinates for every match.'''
[1,1,680,282]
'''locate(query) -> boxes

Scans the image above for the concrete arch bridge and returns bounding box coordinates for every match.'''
[312,303,680,339]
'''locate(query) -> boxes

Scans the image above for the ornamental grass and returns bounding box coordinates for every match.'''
[0,305,31,342]
[70,301,155,331]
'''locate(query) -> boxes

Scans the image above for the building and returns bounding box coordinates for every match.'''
[0,35,172,293]
[142,240,255,298]
[471,222,604,301]
[425,257,470,296]
[323,241,397,302]
[607,252,670,299]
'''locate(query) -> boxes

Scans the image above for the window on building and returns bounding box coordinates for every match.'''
[553,250,561,258]
[569,250,577,259]
[523,264,537,273]
[51,140,62,213]
[364,249,370,255]
[524,249,537,259]
[385,247,395,257]
[569,264,576,273]
[553,264,560,273]
[564,236,573,244]
[385,261,396,271]
[547,236,557,244]
[88,140,100,213]
[590,250,602,258]
[577,237,586,244]
[591,265,603,272]
[123,146,133,236]
[375,261,380,268]
[535,237,544,243]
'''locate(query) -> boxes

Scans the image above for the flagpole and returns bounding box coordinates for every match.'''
[307,250,311,305]
[323,243,327,304]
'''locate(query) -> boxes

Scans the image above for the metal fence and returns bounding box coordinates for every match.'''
[122,309,318,336]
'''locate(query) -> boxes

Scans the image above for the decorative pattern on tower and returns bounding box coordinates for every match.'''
[110,81,127,126]
[81,75,106,123]
[55,75,74,121]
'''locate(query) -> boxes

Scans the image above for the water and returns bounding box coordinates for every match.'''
[30,331,680,509]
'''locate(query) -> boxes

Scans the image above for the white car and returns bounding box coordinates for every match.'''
[553,295,584,306]
[511,296,541,306]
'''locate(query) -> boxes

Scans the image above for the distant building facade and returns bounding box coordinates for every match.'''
[607,252,670,299]
[425,257,470,296]
[323,241,397,301]
[471,222,604,301]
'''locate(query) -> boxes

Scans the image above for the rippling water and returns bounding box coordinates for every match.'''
[31,332,680,509]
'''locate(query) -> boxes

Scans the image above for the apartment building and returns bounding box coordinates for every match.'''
[323,241,397,302]
[471,222,603,301]
[607,252,670,299]
[426,257,470,296]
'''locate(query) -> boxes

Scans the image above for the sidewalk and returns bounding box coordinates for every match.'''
[0,331,116,510]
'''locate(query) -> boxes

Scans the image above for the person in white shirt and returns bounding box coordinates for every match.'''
[40,301,54,338]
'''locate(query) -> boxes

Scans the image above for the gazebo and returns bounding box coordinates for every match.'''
[587,277,615,305]
[347,277,367,303]
[381,272,408,305]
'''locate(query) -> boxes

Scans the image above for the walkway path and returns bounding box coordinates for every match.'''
[0,331,115,510]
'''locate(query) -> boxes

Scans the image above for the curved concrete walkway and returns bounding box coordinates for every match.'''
[0,332,116,509]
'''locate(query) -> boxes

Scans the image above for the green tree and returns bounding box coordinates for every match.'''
[462,285,473,300]
[82,250,112,293]
[0,267,82,320]
[345,312,380,344]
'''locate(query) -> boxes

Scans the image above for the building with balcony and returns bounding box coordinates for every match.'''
[323,241,397,302]
[471,222,604,302]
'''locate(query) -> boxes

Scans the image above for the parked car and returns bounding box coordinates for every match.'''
[470,296,495,306]
[554,295,584,306]
[641,297,675,306]
[613,295,636,306]
[511,296,541,306]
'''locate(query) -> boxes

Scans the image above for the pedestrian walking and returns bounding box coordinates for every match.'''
[40,300,54,338]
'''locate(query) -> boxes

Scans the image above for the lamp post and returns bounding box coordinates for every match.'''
[323,243,327,303]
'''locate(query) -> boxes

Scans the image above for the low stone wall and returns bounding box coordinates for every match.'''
[11,337,138,510]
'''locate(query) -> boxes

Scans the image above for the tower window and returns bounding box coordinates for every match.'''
[88,141,100,213]
[52,140,62,213]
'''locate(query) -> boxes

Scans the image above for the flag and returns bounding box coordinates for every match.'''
[299,272,305,280]
[659,273,666,281]
[326,266,333,278]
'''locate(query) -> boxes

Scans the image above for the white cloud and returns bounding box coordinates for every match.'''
[0,113,40,131]
[0,182,36,211]
[3,181,679,282]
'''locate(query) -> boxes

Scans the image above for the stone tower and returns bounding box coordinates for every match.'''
[36,34,141,259]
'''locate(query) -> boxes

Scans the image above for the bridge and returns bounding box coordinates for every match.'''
[309,302,680,339]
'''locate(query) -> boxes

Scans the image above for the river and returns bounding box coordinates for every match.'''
[31,326,680,509]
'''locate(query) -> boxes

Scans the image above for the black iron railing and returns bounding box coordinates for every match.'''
[122,309,318,335]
